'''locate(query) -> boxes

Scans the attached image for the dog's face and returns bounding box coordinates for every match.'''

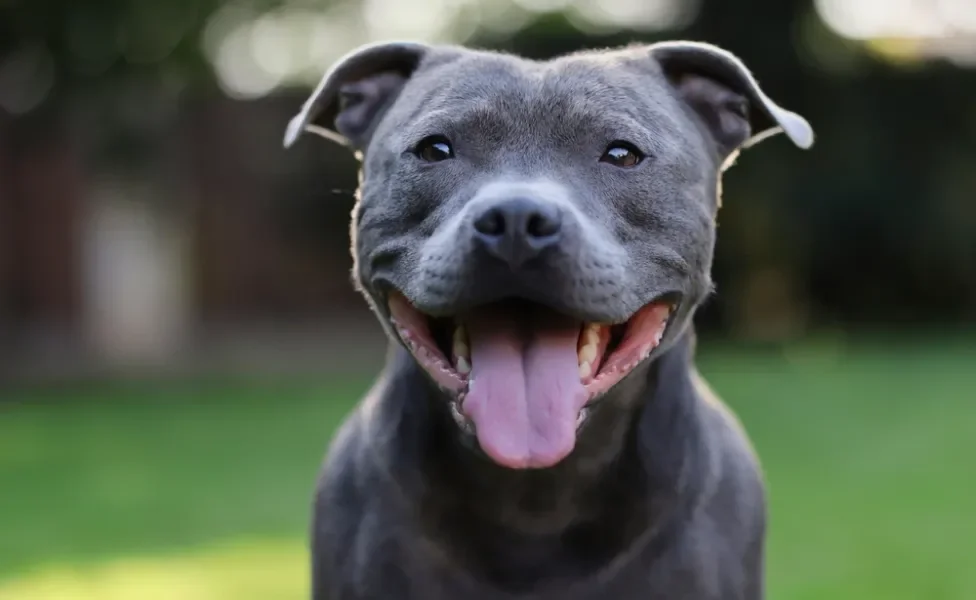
[285,41,812,470]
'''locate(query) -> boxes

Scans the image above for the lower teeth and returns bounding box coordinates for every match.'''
[578,361,592,379]
[452,325,470,374]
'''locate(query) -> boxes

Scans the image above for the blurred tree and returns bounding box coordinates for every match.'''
[4,0,206,168]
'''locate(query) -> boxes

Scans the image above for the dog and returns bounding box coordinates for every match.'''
[284,39,813,600]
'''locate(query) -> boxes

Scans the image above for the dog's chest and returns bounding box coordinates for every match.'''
[382,534,726,600]
[392,566,723,600]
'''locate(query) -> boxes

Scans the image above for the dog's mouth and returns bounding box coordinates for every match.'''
[388,293,676,470]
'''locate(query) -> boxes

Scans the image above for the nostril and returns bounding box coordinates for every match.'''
[473,208,506,237]
[526,212,560,238]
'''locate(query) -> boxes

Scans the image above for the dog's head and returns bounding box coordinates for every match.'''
[285,41,812,470]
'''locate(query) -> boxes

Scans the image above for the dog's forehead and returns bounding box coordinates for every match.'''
[400,47,678,127]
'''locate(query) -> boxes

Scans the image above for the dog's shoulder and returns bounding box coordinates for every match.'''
[629,364,765,599]
[311,401,366,598]
[691,368,766,515]
[311,379,412,599]
[314,363,451,599]
[688,368,767,597]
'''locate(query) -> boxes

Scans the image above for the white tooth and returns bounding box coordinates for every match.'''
[453,326,469,359]
[585,324,600,343]
[579,361,592,380]
[579,343,597,364]
[456,356,471,375]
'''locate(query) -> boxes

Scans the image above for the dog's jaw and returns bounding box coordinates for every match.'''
[387,291,677,468]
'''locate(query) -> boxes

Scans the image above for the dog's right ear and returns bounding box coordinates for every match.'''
[649,41,813,158]
[283,41,429,151]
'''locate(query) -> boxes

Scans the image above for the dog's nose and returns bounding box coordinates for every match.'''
[472,197,563,268]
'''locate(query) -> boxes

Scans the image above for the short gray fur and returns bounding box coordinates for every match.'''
[284,40,813,600]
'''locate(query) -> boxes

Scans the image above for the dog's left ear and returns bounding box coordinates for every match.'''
[649,41,814,158]
[283,41,430,151]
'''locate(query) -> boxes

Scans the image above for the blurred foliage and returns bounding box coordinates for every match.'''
[0,0,275,169]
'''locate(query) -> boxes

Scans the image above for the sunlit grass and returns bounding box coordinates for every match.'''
[0,379,363,579]
[0,538,306,600]
[1,340,974,599]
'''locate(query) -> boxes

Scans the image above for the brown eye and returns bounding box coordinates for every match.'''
[600,142,644,168]
[415,135,454,162]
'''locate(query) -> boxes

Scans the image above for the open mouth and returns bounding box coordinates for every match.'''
[388,293,676,469]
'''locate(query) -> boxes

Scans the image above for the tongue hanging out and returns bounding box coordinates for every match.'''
[386,292,674,470]
[461,307,589,469]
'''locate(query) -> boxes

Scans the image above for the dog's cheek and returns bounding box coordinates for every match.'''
[349,197,364,258]
[678,228,717,317]
[350,194,388,289]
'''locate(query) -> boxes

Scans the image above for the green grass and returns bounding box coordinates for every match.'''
[1,341,974,599]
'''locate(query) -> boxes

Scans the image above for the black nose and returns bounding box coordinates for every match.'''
[472,197,563,268]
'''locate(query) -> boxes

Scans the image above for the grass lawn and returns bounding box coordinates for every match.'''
[1,340,974,599]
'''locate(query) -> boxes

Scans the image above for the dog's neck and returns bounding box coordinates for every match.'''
[373,331,708,552]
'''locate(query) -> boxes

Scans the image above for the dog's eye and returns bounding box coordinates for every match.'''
[415,136,454,162]
[600,142,644,168]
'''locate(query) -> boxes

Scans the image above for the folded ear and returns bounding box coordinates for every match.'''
[283,41,429,151]
[649,41,813,158]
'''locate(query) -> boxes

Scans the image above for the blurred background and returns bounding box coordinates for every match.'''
[1,0,974,598]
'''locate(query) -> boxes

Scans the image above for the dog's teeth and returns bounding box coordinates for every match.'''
[578,342,597,364]
[451,325,471,375]
[578,323,602,369]
[452,325,470,359]
[579,361,592,380]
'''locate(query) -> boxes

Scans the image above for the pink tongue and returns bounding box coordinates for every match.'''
[462,311,587,469]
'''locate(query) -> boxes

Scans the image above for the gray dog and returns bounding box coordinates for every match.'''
[284,39,812,600]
